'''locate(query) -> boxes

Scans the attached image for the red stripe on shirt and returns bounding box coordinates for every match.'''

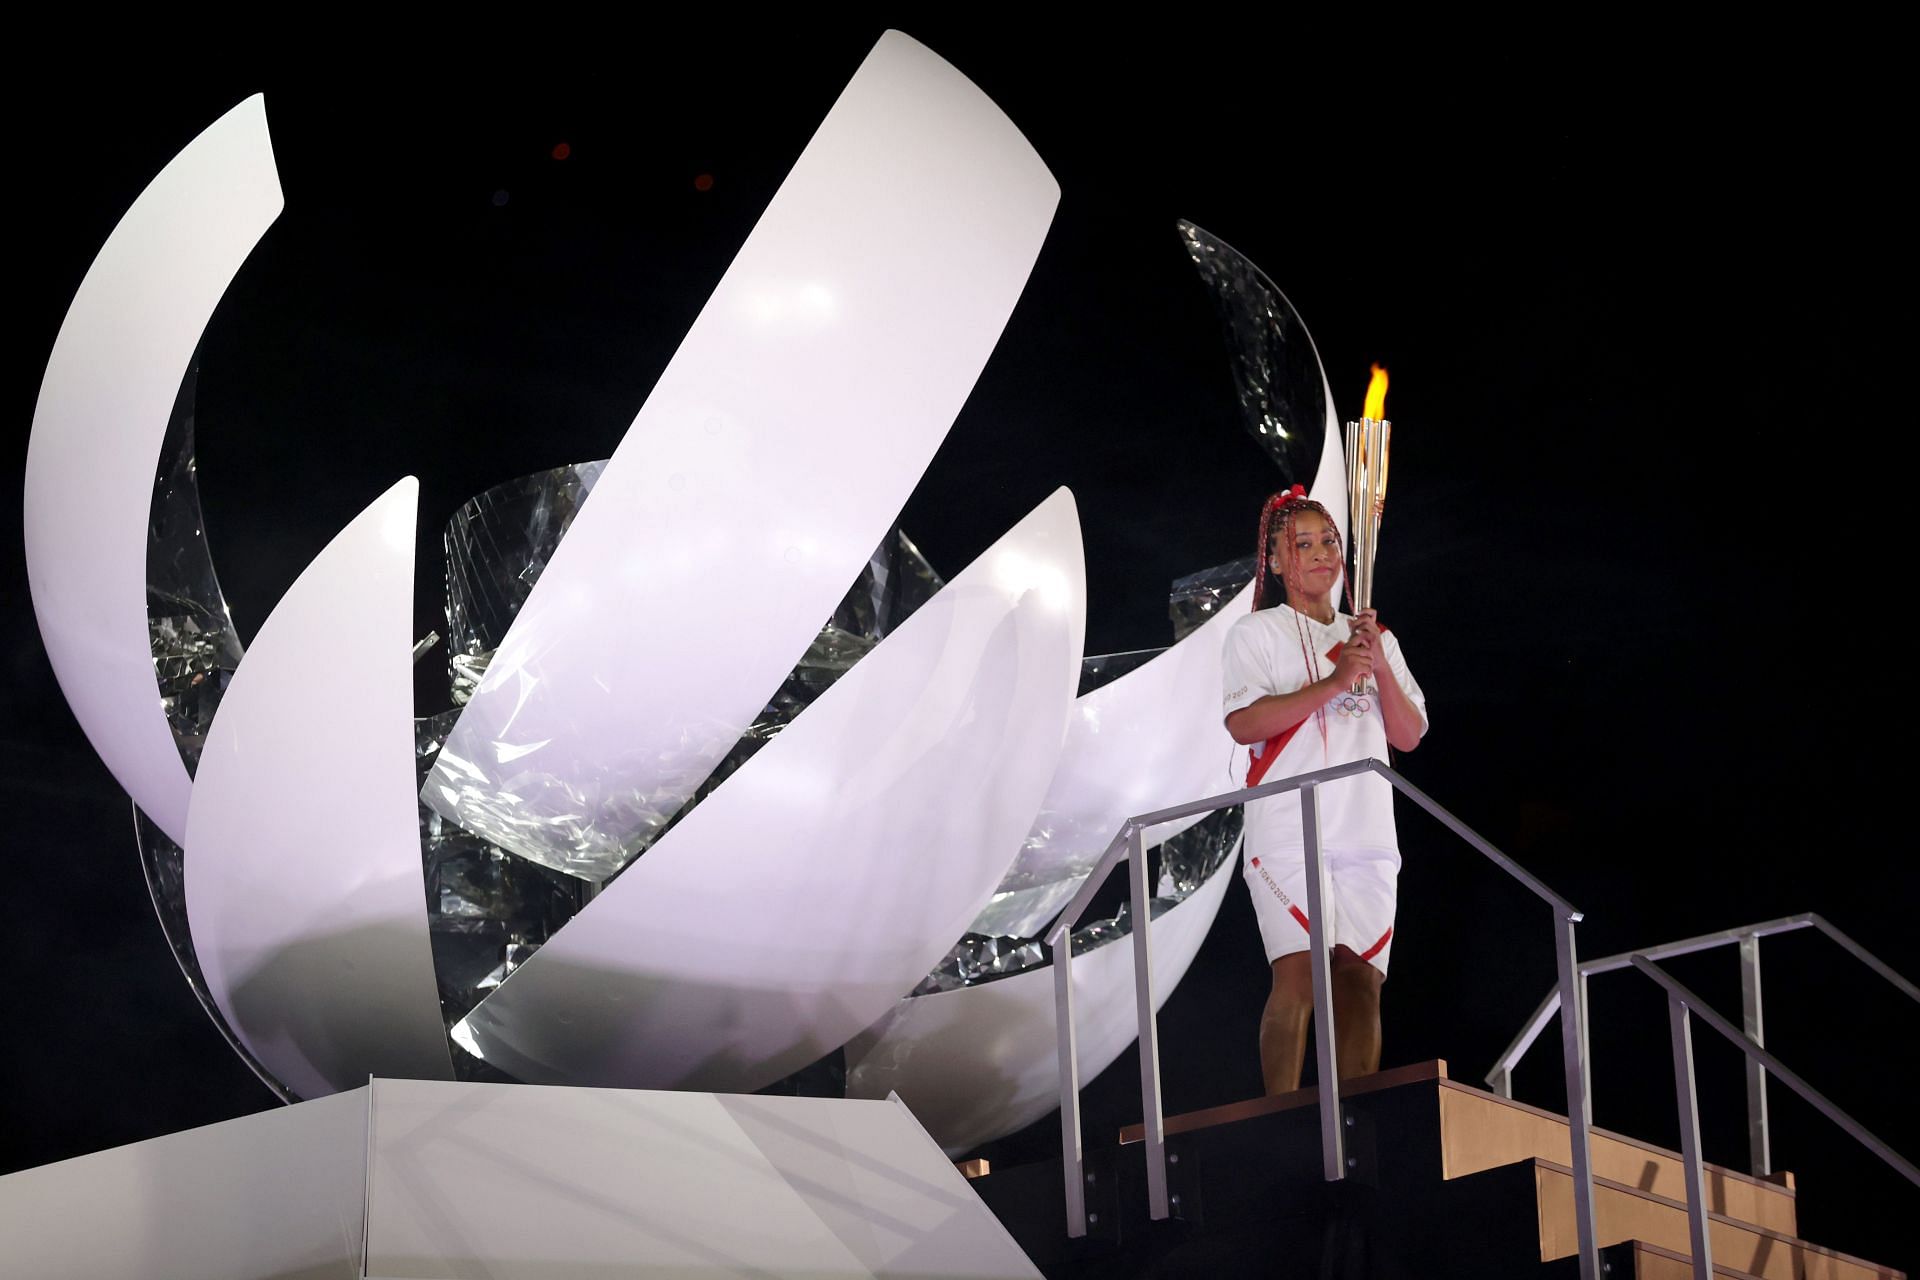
[1246,720,1307,787]
[1244,630,1387,787]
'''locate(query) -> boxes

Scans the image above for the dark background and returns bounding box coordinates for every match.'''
[3,22,1913,1269]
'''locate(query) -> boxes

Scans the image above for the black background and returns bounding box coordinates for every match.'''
[3,21,1913,1270]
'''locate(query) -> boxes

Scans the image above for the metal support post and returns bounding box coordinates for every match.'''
[1128,824,1170,1219]
[1578,969,1592,1111]
[1056,930,1085,1237]
[1738,934,1770,1175]
[1299,781,1345,1181]
[1553,913,1600,1280]
[1666,995,1714,1278]
[1487,1065,1511,1099]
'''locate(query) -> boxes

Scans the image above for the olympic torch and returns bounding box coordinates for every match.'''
[1345,364,1391,694]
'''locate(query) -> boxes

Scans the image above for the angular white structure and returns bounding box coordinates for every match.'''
[424,29,1063,880]
[24,95,282,846]
[0,1081,1038,1280]
[456,489,1086,1093]
[0,1089,369,1280]
[848,846,1239,1154]
[365,1081,1038,1279]
[186,479,452,1098]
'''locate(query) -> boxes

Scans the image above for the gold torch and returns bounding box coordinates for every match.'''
[1344,364,1391,694]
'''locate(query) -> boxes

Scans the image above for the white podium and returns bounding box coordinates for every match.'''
[0,1080,1039,1279]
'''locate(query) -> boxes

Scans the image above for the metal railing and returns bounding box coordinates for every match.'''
[1486,912,1919,1174]
[1632,955,1920,1280]
[1047,756,1602,1280]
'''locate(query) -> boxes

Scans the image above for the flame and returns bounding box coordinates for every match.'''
[1362,363,1389,422]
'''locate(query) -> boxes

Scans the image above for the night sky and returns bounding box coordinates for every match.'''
[4,24,1912,1269]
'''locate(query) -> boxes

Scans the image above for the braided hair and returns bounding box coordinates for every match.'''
[1248,484,1345,763]
[1251,484,1343,612]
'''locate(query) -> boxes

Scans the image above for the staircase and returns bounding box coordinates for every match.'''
[968,1060,1905,1279]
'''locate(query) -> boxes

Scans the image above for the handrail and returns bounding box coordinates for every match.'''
[1631,955,1920,1280]
[1486,912,1918,1172]
[1048,756,1601,1280]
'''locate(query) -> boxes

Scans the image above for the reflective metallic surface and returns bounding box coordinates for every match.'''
[1076,647,1164,696]
[918,805,1244,996]
[147,366,244,776]
[25,95,282,846]
[1170,555,1255,642]
[424,32,1061,881]
[453,490,1086,1094]
[443,461,607,705]
[185,480,453,1098]
[414,710,589,1053]
[1177,219,1330,488]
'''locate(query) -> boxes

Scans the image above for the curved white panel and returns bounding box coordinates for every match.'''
[186,479,451,1099]
[454,489,1087,1093]
[971,582,1253,939]
[24,96,282,846]
[846,842,1238,1154]
[425,30,1062,878]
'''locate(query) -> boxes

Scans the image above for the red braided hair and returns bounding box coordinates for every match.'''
[1250,485,1344,761]
[1251,485,1342,611]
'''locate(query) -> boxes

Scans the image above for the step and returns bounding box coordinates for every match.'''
[1520,1157,1904,1280]
[1437,1078,1797,1236]
[1539,1240,1772,1279]
[1118,1059,1449,1145]
[1617,1239,1771,1280]
[1121,1060,1797,1237]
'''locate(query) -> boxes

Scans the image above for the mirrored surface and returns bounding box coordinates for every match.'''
[914,804,1243,994]
[1171,554,1256,642]
[415,710,590,1058]
[147,364,244,776]
[1178,219,1330,487]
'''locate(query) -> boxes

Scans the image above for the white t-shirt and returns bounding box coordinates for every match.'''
[1221,604,1428,858]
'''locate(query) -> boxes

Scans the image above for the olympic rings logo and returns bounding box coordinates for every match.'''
[1333,694,1373,718]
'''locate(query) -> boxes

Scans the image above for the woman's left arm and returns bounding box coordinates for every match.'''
[1350,610,1425,753]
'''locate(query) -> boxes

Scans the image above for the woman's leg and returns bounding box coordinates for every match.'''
[1260,952,1313,1095]
[1330,944,1384,1079]
[1263,946,1384,1093]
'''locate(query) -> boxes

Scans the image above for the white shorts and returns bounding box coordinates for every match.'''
[1242,844,1399,976]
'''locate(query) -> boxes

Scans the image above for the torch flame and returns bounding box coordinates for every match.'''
[1362,363,1389,422]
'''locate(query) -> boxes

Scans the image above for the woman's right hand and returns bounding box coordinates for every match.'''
[1331,640,1373,688]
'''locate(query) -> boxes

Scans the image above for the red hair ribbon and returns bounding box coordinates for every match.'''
[1265,483,1307,511]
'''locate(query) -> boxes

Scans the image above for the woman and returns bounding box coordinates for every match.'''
[1221,484,1428,1095]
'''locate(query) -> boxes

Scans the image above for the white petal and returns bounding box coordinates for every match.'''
[186,479,451,1098]
[424,31,1062,878]
[25,95,282,845]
